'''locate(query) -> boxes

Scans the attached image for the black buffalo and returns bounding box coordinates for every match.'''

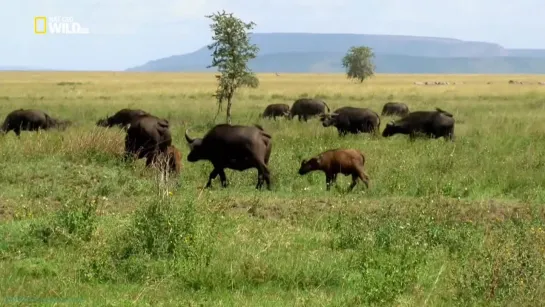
[185,124,272,190]
[381,102,409,116]
[289,98,330,121]
[260,103,290,120]
[1,109,72,136]
[124,114,172,166]
[96,108,150,129]
[320,106,380,136]
[382,108,455,141]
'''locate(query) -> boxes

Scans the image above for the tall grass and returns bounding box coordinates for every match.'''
[1,72,545,305]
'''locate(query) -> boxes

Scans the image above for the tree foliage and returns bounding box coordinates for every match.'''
[206,10,259,124]
[341,46,376,83]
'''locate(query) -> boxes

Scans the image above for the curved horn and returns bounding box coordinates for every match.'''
[331,113,339,117]
[185,128,194,144]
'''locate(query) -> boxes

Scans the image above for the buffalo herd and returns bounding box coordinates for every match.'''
[0,98,455,192]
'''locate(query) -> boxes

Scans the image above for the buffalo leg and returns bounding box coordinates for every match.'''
[255,162,271,190]
[218,169,228,187]
[205,169,220,188]
[352,169,370,190]
[445,129,455,142]
[325,174,334,191]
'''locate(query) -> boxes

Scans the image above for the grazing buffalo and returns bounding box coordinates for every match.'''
[0,109,72,136]
[185,124,272,190]
[124,114,172,167]
[289,98,330,121]
[382,108,455,141]
[320,106,380,136]
[260,103,290,120]
[298,148,370,191]
[381,102,409,117]
[96,108,150,129]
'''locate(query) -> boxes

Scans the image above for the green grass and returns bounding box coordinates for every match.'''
[1,72,545,306]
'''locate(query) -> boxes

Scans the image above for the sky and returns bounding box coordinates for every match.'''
[0,0,542,70]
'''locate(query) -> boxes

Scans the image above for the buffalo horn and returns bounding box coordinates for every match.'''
[185,128,194,143]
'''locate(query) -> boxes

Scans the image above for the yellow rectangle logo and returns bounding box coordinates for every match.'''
[34,16,47,34]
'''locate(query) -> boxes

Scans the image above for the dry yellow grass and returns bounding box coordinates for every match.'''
[1,72,544,99]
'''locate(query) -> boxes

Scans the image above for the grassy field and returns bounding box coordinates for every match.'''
[1,72,545,306]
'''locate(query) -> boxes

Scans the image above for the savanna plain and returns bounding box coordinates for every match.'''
[1,72,545,306]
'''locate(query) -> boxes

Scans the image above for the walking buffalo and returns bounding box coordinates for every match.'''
[381,102,409,117]
[185,124,272,190]
[96,108,150,129]
[260,103,290,120]
[124,114,172,167]
[289,98,330,121]
[382,108,455,141]
[298,148,370,191]
[1,109,72,136]
[320,106,380,136]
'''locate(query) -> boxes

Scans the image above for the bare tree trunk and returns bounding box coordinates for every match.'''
[213,96,223,123]
[226,97,232,124]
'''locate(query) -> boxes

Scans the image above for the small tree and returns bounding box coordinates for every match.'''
[206,10,259,124]
[341,46,376,83]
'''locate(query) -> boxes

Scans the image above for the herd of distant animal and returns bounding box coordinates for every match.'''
[414,80,545,85]
[0,98,455,191]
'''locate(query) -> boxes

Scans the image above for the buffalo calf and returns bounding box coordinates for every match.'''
[298,148,370,191]
[165,145,182,175]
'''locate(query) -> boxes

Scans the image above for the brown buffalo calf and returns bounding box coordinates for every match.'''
[298,148,370,191]
[165,145,182,175]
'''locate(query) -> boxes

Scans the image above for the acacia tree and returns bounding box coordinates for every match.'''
[206,10,259,124]
[341,46,376,83]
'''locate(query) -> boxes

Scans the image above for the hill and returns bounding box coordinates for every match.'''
[126,33,545,74]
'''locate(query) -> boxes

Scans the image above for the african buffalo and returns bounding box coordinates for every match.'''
[381,102,409,117]
[320,106,380,136]
[96,108,150,129]
[382,108,455,141]
[185,124,272,190]
[124,114,172,167]
[298,148,370,191]
[260,103,290,120]
[289,98,330,121]
[0,109,72,136]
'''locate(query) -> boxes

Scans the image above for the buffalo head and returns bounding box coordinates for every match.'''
[96,115,110,127]
[382,121,400,137]
[298,157,320,175]
[320,113,338,127]
[185,128,204,162]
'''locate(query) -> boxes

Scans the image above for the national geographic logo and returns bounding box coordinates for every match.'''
[34,16,90,34]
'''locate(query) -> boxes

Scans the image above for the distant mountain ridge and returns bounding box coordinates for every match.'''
[126,33,545,74]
